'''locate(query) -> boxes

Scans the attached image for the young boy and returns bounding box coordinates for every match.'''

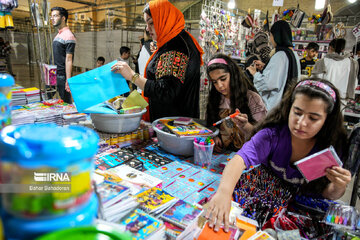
[300,42,319,76]
[96,56,105,68]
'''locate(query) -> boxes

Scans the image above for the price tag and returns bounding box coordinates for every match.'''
[352,23,360,38]
[272,0,284,6]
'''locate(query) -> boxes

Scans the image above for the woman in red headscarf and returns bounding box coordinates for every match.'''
[112,0,204,122]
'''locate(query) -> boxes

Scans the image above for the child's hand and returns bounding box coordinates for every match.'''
[205,190,232,232]
[232,109,249,129]
[326,166,351,189]
[214,136,223,152]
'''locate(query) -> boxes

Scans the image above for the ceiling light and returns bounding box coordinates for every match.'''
[348,0,357,3]
[315,0,325,10]
[228,0,235,9]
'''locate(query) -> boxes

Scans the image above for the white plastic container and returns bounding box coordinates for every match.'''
[90,109,146,133]
[152,117,219,156]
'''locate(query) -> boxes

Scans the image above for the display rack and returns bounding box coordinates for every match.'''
[198,0,247,119]
[344,85,360,122]
[293,40,331,59]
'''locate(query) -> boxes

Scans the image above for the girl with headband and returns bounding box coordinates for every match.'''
[205,79,351,232]
[111,0,204,122]
[206,54,267,152]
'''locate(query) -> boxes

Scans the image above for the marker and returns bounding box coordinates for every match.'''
[212,110,240,126]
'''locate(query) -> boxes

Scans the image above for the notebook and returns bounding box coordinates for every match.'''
[135,187,177,215]
[159,119,213,137]
[115,208,164,240]
[96,181,130,208]
[160,199,203,229]
[197,223,243,240]
[294,146,343,182]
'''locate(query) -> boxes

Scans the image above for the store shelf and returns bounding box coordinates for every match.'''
[344,112,360,118]
[293,40,331,44]
[294,49,327,53]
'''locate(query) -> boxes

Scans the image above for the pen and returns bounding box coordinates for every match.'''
[212,110,240,126]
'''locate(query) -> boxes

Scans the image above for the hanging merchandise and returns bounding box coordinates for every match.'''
[333,22,346,38]
[290,5,305,28]
[4,11,13,29]
[321,4,333,25]
[271,8,281,25]
[0,0,18,12]
[308,14,322,25]
[30,2,43,28]
[263,10,270,32]
[352,22,360,38]
[253,9,261,29]
[0,11,5,29]
[241,14,254,28]
[281,8,294,21]
[198,0,247,119]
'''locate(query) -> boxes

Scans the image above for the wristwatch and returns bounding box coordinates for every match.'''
[131,73,140,84]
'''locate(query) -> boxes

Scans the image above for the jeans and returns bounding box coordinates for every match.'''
[57,75,72,104]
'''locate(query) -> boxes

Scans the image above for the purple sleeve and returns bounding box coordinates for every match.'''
[236,128,275,169]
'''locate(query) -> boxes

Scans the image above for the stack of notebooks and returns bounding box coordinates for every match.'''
[135,187,178,216]
[160,199,203,240]
[11,109,36,125]
[23,87,41,103]
[10,101,86,126]
[98,209,166,240]
[62,113,87,125]
[11,87,26,106]
[103,165,163,195]
[32,108,62,124]
[96,181,138,222]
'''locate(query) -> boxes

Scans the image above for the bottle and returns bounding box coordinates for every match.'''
[0,73,14,130]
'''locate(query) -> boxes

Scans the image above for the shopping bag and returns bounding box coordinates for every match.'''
[68,60,130,113]
[42,64,57,85]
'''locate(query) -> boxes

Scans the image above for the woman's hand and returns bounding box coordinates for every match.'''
[111,61,135,81]
[326,166,351,189]
[253,60,265,71]
[213,136,223,153]
[150,41,157,53]
[205,190,232,232]
[246,64,257,76]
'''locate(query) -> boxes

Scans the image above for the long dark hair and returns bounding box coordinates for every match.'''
[329,38,346,54]
[206,54,258,127]
[270,20,293,47]
[254,78,347,156]
[270,20,298,95]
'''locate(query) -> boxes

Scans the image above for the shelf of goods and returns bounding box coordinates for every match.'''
[344,85,360,121]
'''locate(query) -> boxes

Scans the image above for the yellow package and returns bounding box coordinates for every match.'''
[122,90,148,109]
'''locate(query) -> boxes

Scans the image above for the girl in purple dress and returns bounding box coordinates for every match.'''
[205,79,351,232]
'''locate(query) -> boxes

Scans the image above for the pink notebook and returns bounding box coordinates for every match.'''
[294,146,343,182]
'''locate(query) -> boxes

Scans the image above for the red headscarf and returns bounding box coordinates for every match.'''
[142,0,204,121]
[144,0,204,77]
